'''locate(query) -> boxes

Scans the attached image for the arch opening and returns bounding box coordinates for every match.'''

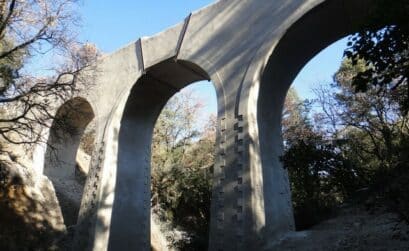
[280,36,349,231]
[108,59,219,251]
[257,0,408,241]
[150,81,217,251]
[44,97,95,227]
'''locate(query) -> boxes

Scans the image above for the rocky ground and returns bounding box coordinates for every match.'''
[0,153,66,251]
[269,203,409,251]
[0,150,173,250]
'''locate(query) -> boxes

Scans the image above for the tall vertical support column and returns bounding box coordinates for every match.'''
[206,52,296,250]
[209,111,248,251]
[106,77,175,251]
[208,115,226,250]
[208,78,283,250]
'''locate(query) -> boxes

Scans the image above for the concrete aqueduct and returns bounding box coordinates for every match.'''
[38,0,387,250]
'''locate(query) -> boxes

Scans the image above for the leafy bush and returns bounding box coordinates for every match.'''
[385,165,409,222]
[281,139,358,229]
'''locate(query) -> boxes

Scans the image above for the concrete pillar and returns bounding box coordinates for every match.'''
[209,110,248,250]
[107,113,153,249]
[107,78,173,251]
[208,90,294,250]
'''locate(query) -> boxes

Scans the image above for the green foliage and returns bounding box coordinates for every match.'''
[282,87,316,147]
[337,57,409,222]
[296,50,409,228]
[164,165,212,250]
[151,91,215,251]
[283,51,409,229]
[333,59,409,180]
[283,88,355,228]
[344,0,409,114]
[281,137,357,229]
[383,163,409,222]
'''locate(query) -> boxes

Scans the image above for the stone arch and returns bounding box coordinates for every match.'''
[246,0,403,242]
[44,97,95,227]
[105,58,223,250]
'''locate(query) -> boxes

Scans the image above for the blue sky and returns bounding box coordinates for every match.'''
[79,1,214,52]
[79,0,347,117]
[292,37,348,100]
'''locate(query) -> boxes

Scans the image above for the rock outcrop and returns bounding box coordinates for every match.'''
[0,153,66,250]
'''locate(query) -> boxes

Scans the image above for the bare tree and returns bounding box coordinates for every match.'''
[0,0,99,148]
[313,59,409,174]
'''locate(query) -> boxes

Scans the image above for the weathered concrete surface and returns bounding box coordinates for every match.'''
[27,0,391,250]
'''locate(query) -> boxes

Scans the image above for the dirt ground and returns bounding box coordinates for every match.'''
[268,204,409,251]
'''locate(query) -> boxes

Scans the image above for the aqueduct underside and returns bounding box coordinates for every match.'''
[41,0,379,250]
